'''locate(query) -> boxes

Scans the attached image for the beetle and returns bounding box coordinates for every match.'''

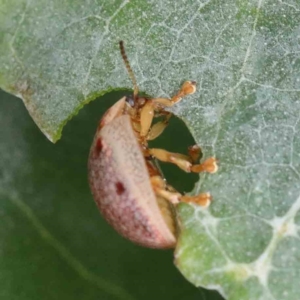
[88,41,218,249]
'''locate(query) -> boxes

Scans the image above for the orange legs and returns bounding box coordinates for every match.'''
[180,193,212,207]
[139,81,196,139]
[139,81,217,208]
[150,175,212,208]
[146,113,172,141]
[151,81,197,107]
[148,147,217,207]
[150,176,181,205]
[148,148,218,174]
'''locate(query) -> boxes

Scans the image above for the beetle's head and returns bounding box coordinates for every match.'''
[125,95,135,107]
[125,95,147,110]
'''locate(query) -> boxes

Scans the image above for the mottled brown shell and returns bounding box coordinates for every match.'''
[88,98,176,248]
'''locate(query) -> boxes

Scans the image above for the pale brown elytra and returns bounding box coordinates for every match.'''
[88,41,218,249]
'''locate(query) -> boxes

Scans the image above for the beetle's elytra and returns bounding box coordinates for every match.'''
[88,41,218,249]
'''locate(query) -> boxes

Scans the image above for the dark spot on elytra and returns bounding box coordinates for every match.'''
[115,181,126,195]
[95,138,103,155]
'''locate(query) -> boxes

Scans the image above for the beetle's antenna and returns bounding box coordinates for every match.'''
[119,41,139,101]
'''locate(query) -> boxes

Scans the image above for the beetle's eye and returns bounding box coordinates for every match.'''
[125,95,135,107]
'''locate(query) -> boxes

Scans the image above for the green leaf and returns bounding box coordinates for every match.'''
[173,4,300,300]
[1,1,300,299]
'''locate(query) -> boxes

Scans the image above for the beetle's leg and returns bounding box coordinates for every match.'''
[139,104,171,138]
[188,145,203,163]
[150,176,211,207]
[140,81,195,137]
[165,183,211,207]
[190,157,218,173]
[146,121,168,141]
[172,81,196,104]
[146,113,172,141]
[150,176,181,204]
[148,148,218,173]
[140,100,155,137]
[180,193,211,207]
[148,148,192,171]
[152,81,196,107]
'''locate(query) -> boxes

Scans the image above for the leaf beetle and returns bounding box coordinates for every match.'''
[88,41,218,249]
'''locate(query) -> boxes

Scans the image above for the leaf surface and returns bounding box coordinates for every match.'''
[1,1,300,299]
